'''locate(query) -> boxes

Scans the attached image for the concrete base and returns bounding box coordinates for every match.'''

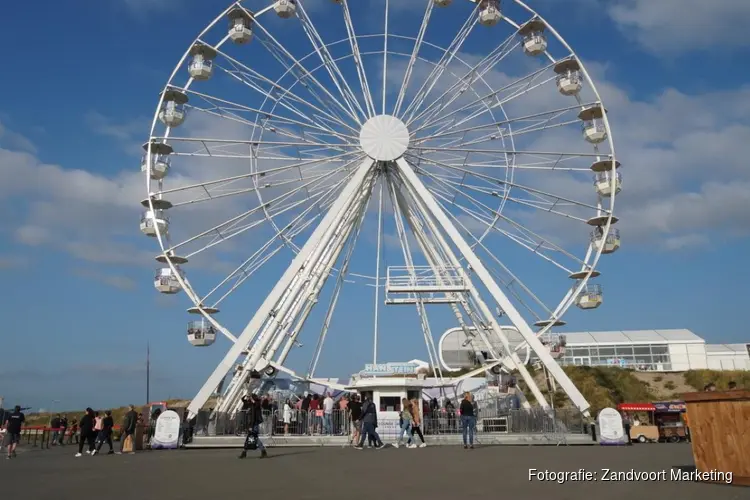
[187,433,594,448]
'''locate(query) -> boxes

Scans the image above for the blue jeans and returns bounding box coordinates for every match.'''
[398,421,413,445]
[461,415,476,446]
[358,422,382,447]
[323,413,332,435]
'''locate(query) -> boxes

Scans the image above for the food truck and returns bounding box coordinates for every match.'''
[653,400,688,442]
[616,403,659,443]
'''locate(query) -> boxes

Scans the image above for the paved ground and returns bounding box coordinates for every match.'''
[0,443,746,499]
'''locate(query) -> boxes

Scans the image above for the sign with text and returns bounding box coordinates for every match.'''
[151,410,181,450]
[360,363,418,376]
[597,407,626,445]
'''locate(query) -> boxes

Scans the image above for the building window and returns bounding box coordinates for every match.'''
[558,343,672,371]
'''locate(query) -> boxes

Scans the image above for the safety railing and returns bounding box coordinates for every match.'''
[189,407,587,439]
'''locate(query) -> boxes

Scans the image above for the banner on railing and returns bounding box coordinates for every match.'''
[151,410,181,450]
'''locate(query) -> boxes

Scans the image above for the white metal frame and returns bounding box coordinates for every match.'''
[138,0,621,420]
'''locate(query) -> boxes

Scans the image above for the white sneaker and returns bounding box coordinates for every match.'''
[419,443,427,448]
[85,450,91,455]
[91,450,97,456]
[407,443,417,449]
[75,453,82,457]
[392,442,399,448]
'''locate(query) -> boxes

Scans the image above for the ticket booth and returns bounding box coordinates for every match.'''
[348,362,427,435]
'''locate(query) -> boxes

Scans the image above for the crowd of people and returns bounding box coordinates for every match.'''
[235,391,480,459]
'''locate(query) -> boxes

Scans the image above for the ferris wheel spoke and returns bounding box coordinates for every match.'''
[410,30,522,130]
[184,173,344,260]
[242,14,362,127]
[429,178,588,266]
[412,57,563,135]
[166,161,354,254]
[414,101,597,145]
[428,185,573,275]
[296,2,368,123]
[448,210,555,319]
[212,51,358,136]
[392,0,434,117]
[206,174,351,306]
[340,0,376,117]
[410,152,605,215]
[178,87,358,142]
[401,4,479,124]
[156,151,358,198]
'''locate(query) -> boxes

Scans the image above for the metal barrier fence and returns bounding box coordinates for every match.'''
[191,407,587,440]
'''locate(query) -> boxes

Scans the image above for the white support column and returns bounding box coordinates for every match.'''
[187,159,376,418]
[395,157,591,416]
[393,167,547,409]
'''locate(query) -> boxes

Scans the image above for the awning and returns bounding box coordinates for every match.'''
[653,401,686,412]
[617,403,656,412]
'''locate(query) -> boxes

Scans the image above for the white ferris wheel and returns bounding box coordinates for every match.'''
[140,0,620,419]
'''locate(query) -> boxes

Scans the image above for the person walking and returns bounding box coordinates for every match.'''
[3,405,25,459]
[394,398,415,449]
[92,410,114,455]
[75,408,96,457]
[238,393,268,459]
[50,414,61,446]
[118,405,137,454]
[409,398,427,447]
[354,396,383,449]
[58,415,68,446]
[459,392,476,449]
[347,394,362,446]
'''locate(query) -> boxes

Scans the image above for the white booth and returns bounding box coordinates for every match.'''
[347,363,428,434]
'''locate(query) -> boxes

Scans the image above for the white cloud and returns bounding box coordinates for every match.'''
[0,254,28,269]
[607,0,750,53]
[72,268,138,291]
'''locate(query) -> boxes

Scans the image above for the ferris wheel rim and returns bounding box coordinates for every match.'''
[142,0,620,349]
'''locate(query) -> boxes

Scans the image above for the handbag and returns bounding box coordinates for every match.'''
[244,433,258,450]
[123,434,134,453]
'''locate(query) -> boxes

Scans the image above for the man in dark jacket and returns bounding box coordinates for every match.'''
[354,396,383,449]
[118,405,137,454]
[238,393,267,459]
[76,408,96,457]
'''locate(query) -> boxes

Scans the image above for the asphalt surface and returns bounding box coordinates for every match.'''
[0,443,746,499]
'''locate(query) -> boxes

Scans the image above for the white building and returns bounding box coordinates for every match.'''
[438,327,750,373]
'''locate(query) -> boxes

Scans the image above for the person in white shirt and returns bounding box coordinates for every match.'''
[323,394,334,435]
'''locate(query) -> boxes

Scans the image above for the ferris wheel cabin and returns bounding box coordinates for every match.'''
[228,6,253,44]
[154,266,183,294]
[592,228,621,254]
[575,283,603,310]
[594,170,622,197]
[518,19,547,56]
[187,319,216,347]
[554,59,583,96]
[274,0,297,19]
[434,0,453,7]
[141,141,173,180]
[477,0,502,26]
[188,43,217,81]
[579,105,608,144]
[158,89,188,128]
[140,209,169,237]
[156,252,189,265]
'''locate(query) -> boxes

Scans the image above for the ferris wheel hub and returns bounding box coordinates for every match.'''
[359,114,410,162]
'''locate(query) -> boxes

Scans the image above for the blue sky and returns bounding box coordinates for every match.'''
[1,0,749,412]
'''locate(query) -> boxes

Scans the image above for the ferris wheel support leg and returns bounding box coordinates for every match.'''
[186,159,377,418]
[392,167,548,409]
[394,158,591,417]
[216,165,376,414]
